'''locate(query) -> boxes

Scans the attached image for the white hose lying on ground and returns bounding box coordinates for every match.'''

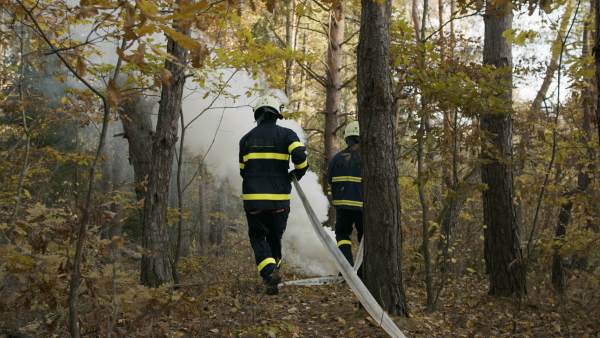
[281,276,345,286]
[354,239,364,272]
[291,177,407,338]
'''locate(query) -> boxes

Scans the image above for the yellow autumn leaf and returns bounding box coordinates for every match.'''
[75,5,99,19]
[150,45,177,62]
[76,56,86,77]
[190,44,209,68]
[160,68,172,83]
[106,78,121,107]
[161,25,201,50]
[135,22,156,37]
[136,0,159,15]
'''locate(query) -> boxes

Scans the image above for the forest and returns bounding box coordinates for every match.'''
[0,0,599,336]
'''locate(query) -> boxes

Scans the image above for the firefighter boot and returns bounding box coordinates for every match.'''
[265,270,282,295]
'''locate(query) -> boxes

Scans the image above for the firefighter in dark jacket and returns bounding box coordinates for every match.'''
[327,121,363,271]
[239,95,308,295]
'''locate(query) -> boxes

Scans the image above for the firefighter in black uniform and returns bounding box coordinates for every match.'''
[327,121,363,272]
[239,95,308,295]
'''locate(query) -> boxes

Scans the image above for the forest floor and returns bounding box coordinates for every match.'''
[154,232,598,338]
[2,231,599,337]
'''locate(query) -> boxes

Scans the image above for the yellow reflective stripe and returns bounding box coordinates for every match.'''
[258,258,276,272]
[243,194,291,200]
[243,152,290,162]
[239,163,245,169]
[288,141,305,153]
[332,176,362,182]
[294,160,308,169]
[337,240,352,247]
[333,200,363,207]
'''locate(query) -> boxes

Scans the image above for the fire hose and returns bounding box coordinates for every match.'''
[291,176,407,338]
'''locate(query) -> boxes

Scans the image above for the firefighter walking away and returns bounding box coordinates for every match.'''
[327,121,363,276]
[239,94,309,295]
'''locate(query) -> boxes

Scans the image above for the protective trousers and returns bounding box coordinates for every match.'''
[246,208,289,282]
[335,208,363,266]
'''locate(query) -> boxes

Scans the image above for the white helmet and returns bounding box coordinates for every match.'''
[253,95,284,121]
[344,121,359,139]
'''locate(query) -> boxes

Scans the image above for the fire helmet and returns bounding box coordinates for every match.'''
[253,95,284,122]
[344,121,359,139]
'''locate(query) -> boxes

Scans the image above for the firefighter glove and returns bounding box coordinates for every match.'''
[289,165,308,181]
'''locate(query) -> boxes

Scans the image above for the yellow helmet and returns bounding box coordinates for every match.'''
[344,121,359,139]
[253,95,284,121]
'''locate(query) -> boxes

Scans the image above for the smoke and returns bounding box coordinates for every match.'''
[181,69,338,277]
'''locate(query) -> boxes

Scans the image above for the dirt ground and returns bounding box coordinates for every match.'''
[163,233,599,337]
[1,232,598,337]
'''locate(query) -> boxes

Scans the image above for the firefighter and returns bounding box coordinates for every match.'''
[327,121,363,273]
[239,95,308,295]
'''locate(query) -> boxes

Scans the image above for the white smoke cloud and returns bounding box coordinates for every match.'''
[181,69,338,277]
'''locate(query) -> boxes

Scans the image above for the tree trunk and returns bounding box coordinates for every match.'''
[284,0,298,97]
[552,200,572,295]
[198,161,209,255]
[595,0,600,145]
[530,0,575,115]
[119,95,154,202]
[322,2,344,227]
[107,144,125,240]
[481,1,526,297]
[172,113,186,284]
[140,22,189,287]
[357,0,409,316]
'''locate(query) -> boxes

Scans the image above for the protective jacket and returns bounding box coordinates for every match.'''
[327,145,363,211]
[239,119,307,210]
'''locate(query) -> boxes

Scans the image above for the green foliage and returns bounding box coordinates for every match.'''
[503,29,538,46]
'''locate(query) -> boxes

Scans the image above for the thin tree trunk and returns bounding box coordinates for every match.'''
[412,0,421,39]
[595,0,600,145]
[172,109,186,284]
[531,0,575,114]
[322,2,344,226]
[416,0,435,313]
[108,144,125,240]
[358,0,410,316]
[284,0,297,97]
[100,144,113,239]
[552,200,572,295]
[198,161,209,255]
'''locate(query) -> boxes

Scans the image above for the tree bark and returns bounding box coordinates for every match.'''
[595,0,600,145]
[284,0,298,97]
[358,0,409,316]
[322,2,344,226]
[198,161,209,255]
[140,20,189,287]
[119,95,154,203]
[552,200,572,295]
[530,0,575,115]
[107,145,125,240]
[481,1,526,297]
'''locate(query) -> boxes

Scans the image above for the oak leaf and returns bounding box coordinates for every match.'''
[107,78,122,107]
